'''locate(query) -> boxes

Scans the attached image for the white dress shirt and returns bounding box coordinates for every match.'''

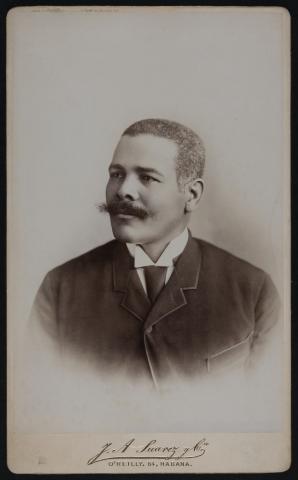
[126,228,189,296]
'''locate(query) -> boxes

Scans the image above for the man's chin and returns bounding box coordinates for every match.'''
[111,222,144,244]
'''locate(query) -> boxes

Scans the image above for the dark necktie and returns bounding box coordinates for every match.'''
[143,266,168,304]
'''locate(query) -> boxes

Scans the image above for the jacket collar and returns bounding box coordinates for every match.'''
[112,231,202,324]
[143,232,201,329]
[112,241,151,321]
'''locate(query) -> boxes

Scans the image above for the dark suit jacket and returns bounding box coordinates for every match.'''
[31,234,280,385]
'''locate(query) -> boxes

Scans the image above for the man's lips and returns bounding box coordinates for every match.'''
[115,213,138,219]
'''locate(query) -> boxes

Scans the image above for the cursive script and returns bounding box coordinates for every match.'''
[87,438,209,465]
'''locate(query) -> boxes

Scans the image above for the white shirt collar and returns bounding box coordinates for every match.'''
[126,228,189,268]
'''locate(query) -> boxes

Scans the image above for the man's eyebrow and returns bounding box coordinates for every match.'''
[136,167,164,177]
[109,164,125,171]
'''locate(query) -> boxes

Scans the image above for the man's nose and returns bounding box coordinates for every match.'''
[116,175,139,201]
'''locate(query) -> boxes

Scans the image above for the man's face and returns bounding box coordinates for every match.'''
[106,134,189,246]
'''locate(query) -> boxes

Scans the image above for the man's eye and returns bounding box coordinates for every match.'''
[140,174,156,183]
[110,172,123,179]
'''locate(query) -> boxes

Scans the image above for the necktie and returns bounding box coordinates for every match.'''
[143,266,168,304]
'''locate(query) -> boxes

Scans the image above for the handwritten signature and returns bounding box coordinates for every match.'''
[87,438,209,465]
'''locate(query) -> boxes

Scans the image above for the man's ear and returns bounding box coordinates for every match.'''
[185,178,204,212]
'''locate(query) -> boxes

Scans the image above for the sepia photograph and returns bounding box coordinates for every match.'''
[7,6,290,473]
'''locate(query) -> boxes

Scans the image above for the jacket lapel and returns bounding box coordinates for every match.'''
[112,241,151,321]
[144,234,202,330]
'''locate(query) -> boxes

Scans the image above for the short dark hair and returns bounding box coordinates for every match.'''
[122,118,205,185]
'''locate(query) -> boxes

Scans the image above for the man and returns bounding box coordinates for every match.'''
[30,118,280,386]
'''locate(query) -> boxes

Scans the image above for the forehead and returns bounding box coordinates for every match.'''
[111,134,178,171]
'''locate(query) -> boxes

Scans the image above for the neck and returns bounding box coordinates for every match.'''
[140,226,187,262]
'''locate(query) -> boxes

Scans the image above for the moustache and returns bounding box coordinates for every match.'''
[97,201,149,220]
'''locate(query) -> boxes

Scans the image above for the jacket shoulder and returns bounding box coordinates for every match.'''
[193,237,280,308]
[46,240,118,278]
[194,237,269,283]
